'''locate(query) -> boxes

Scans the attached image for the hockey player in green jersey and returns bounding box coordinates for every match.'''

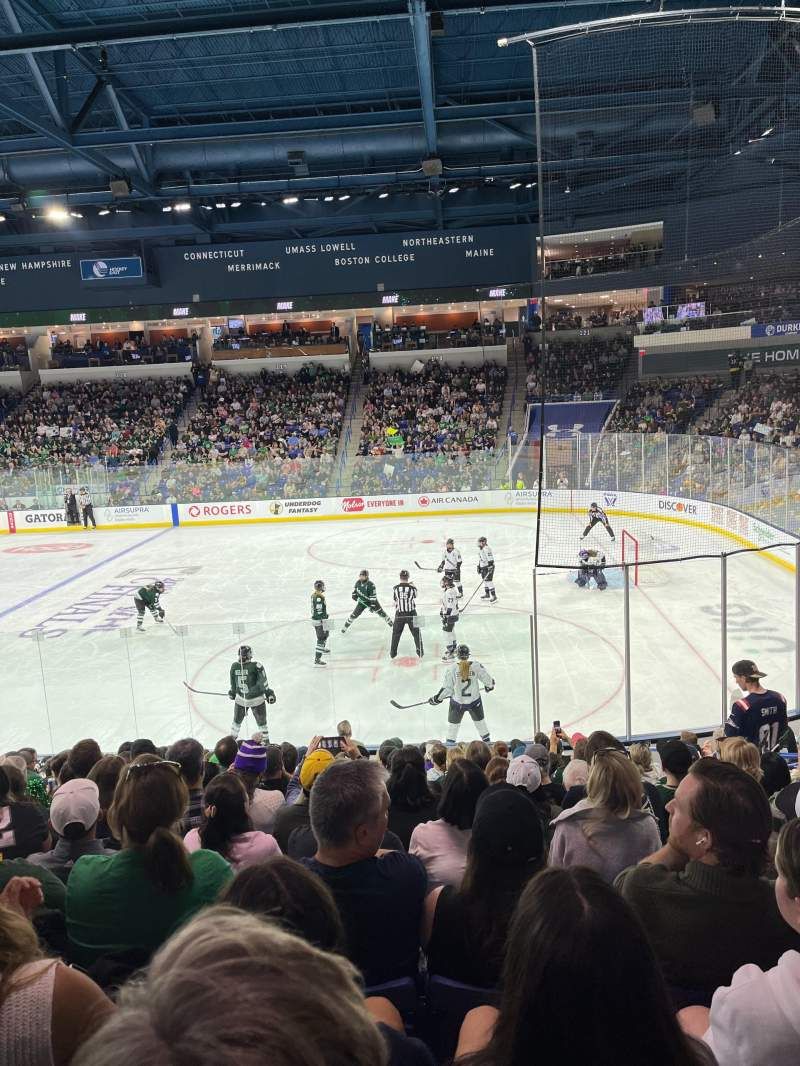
[311,580,330,666]
[228,645,276,740]
[133,580,166,630]
[341,569,392,633]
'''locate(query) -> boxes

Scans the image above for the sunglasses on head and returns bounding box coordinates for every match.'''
[124,759,181,782]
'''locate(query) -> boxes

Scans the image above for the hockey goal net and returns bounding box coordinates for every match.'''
[621,529,640,586]
[621,529,670,588]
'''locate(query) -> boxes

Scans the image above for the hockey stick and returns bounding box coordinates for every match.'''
[457,578,489,614]
[183,681,229,697]
[414,560,440,572]
[389,698,431,710]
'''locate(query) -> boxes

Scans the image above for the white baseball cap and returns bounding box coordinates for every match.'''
[506,754,542,794]
[50,779,100,836]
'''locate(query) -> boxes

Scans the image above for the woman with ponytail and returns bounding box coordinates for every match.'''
[66,754,233,967]
[184,774,281,870]
[386,745,437,850]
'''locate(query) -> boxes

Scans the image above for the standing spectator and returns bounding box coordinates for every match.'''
[454,868,715,1065]
[66,755,233,967]
[166,738,206,834]
[409,759,487,890]
[726,659,788,751]
[424,786,545,987]
[302,759,427,986]
[616,759,800,1001]
[679,817,800,1065]
[26,779,116,882]
[64,487,80,525]
[549,749,661,883]
[386,745,438,850]
[0,876,113,1064]
[78,486,96,529]
[184,774,281,871]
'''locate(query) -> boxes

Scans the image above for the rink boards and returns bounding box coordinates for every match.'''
[1,489,796,569]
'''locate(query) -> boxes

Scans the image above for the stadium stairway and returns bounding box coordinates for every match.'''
[507,343,530,443]
[330,351,366,494]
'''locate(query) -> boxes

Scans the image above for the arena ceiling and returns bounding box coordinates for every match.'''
[0,0,792,253]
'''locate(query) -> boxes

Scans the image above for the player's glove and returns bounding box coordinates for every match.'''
[228,691,235,700]
[428,695,443,706]
[485,684,495,692]
[436,562,444,572]
[352,591,358,600]
[265,688,276,705]
[476,564,482,573]
[158,608,165,619]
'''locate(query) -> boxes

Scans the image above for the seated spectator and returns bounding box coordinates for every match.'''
[680,817,800,1065]
[273,746,334,852]
[616,759,800,1001]
[26,780,116,882]
[655,738,697,837]
[213,735,238,770]
[66,754,233,967]
[260,743,289,794]
[465,740,492,773]
[62,739,103,781]
[0,875,113,1064]
[87,756,124,844]
[718,737,763,784]
[378,738,402,769]
[302,759,427,986]
[426,741,447,787]
[0,765,48,860]
[184,774,281,871]
[424,786,545,987]
[222,855,344,952]
[72,907,388,1066]
[630,742,662,785]
[230,740,284,833]
[484,756,509,785]
[454,867,714,1065]
[166,738,206,833]
[16,747,48,807]
[562,757,589,796]
[549,749,661,883]
[386,745,438,850]
[409,759,487,890]
[761,750,791,802]
[526,740,566,805]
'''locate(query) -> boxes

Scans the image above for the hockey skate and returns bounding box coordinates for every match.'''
[480,591,491,600]
[341,625,349,634]
[490,592,498,603]
[314,657,327,667]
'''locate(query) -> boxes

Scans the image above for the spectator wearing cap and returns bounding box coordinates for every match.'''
[27,779,116,882]
[230,740,284,834]
[726,659,791,751]
[302,759,427,986]
[410,759,487,890]
[527,741,566,805]
[549,749,660,884]
[655,738,697,838]
[617,759,800,1002]
[166,738,206,834]
[680,818,800,1065]
[273,744,334,853]
[423,786,545,988]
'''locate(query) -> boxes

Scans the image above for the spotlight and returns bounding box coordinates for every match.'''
[282,196,299,205]
[173,202,191,212]
[45,206,69,223]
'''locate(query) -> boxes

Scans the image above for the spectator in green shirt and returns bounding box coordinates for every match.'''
[67,754,232,969]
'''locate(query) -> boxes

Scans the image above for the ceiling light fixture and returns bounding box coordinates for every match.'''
[378,192,389,199]
[229,201,242,208]
[323,195,335,202]
[70,211,83,219]
[282,196,299,205]
[215,202,226,208]
[45,206,69,223]
[448,186,459,194]
[98,209,111,216]
[525,182,536,189]
[509,181,521,189]
[173,202,191,212]
[338,194,350,201]
[762,127,774,137]
[162,205,172,212]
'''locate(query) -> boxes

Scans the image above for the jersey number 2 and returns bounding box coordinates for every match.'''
[461,679,471,697]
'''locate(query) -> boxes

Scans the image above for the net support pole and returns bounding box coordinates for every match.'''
[623,562,632,740]
[531,567,541,734]
[795,543,800,718]
[529,40,548,573]
[720,552,728,727]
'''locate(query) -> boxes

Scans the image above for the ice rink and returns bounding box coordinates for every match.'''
[0,510,795,754]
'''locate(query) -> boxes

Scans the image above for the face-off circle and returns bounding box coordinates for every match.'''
[4,542,92,554]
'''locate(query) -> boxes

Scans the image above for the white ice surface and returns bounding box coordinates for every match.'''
[0,513,794,753]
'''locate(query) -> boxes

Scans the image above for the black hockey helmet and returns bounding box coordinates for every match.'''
[445,538,454,548]
[153,580,165,592]
[238,645,252,663]
[399,569,409,581]
[441,574,454,588]
[359,569,369,580]
[456,644,470,660]
[477,536,487,546]
[590,502,598,508]
[314,579,325,593]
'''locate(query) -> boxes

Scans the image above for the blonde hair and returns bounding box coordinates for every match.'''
[73,906,387,1066]
[446,743,466,769]
[0,902,51,1009]
[629,742,653,775]
[458,659,471,683]
[586,750,642,818]
[718,737,764,783]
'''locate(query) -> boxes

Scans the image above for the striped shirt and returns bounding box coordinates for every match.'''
[393,582,417,614]
[589,507,608,523]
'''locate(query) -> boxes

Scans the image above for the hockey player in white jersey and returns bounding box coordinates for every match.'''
[437,538,463,597]
[477,536,497,602]
[439,574,460,661]
[429,644,493,744]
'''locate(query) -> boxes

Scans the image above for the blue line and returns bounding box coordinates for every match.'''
[0,527,173,621]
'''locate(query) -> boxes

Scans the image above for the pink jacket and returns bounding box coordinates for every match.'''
[184,828,281,870]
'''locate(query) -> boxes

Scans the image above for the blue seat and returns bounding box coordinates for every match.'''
[425,976,499,1061]
[364,976,419,1016]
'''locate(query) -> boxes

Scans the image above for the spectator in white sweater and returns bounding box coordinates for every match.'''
[679,817,800,1064]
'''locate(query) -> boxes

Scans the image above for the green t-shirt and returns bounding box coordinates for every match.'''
[66,846,232,967]
[0,857,66,913]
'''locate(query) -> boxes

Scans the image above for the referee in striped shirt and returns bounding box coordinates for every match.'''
[391,570,424,659]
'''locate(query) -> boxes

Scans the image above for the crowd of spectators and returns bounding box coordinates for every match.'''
[0,339,30,370]
[350,450,501,496]
[541,306,639,331]
[691,372,800,446]
[51,336,195,367]
[213,322,344,351]
[524,336,631,402]
[357,362,506,459]
[609,377,727,434]
[1,716,798,1064]
[0,378,191,470]
[371,320,508,353]
[544,242,661,279]
[174,364,348,465]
